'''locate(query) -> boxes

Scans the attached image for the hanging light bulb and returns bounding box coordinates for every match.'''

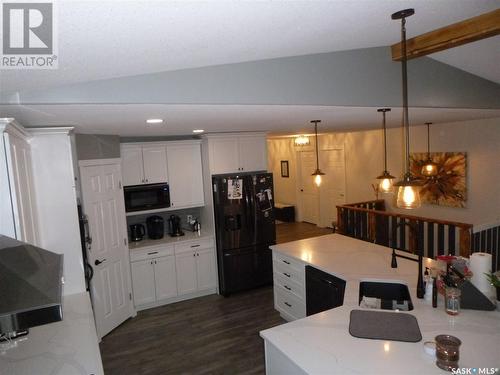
[392,8,423,209]
[421,122,438,177]
[376,108,395,193]
[310,120,325,187]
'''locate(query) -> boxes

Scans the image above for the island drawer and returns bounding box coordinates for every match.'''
[274,273,304,301]
[275,287,306,320]
[273,252,304,274]
[273,260,304,285]
[130,244,174,262]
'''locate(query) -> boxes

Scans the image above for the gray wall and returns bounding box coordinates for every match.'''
[75,134,120,160]
[4,47,500,109]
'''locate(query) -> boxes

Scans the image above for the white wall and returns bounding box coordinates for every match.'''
[268,117,500,227]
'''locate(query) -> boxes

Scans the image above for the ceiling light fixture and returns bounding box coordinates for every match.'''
[294,135,310,146]
[376,108,395,193]
[193,129,204,133]
[146,118,164,124]
[392,8,422,210]
[310,120,325,187]
[421,122,438,177]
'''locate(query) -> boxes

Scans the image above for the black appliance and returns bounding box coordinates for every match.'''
[168,215,184,237]
[306,266,346,316]
[146,216,164,239]
[212,172,275,296]
[78,204,93,291]
[124,183,170,212]
[130,224,145,241]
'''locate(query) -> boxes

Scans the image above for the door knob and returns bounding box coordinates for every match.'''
[300,189,304,192]
[95,259,106,266]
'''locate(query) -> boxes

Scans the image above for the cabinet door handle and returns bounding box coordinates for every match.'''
[94,258,106,266]
[284,302,292,307]
[193,253,196,257]
[284,285,291,291]
[191,244,200,248]
[283,272,291,278]
[148,251,159,255]
[282,260,290,265]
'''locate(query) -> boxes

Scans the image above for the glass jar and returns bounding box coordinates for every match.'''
[445,287,461,316]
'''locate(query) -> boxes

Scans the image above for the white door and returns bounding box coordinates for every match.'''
[238,136,267,172]
[166,143,204,209]
[80,162,134,338]
[142,145,168,184]
[319,148,346,228]
[121,145,144,186]
[209,137,240,174]
[196,248,216,290]
[130,260,156,306]
[154,256,178,300]
[175,251,197,295]
[298,151,319,224]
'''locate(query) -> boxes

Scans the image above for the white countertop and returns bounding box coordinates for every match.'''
[128,230,213,250]
[0,292,103,375]
[261,234,500,374]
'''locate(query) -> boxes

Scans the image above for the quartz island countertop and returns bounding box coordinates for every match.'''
[0,292,103,375]
[260,234,500,374]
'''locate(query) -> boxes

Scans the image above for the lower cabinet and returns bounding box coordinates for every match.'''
[130,237,216,310]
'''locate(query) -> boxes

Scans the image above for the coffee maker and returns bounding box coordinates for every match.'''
[146,216,164,239]
[129,224,145,242]
[168,215,184,237]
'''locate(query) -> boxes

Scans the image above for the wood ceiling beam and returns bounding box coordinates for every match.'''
[391,9,500,61]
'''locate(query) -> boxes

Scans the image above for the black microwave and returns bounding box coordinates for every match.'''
[124,183,170,212]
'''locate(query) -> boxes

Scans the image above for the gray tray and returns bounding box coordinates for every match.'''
[349,309,422,342]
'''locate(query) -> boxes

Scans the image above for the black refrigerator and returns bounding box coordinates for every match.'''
[212,172,276,296]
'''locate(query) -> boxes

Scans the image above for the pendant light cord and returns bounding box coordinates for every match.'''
[314,122,320,170]
[426,122,432,157]
[401,16,411,176]
[383,111,388,171]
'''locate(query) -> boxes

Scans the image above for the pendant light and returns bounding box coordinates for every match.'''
[294,135,310,146]
[421,122,438,177]
[392,8,422,209]
[376,108,395,193]
[311,120,325,187]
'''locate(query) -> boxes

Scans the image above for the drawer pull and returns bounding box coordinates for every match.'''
[282,260,290,265]
[147,251,159,255]
[191,244,200,248]
[284,285,291,291]
[283,272,291,278]
[284,302,292,307]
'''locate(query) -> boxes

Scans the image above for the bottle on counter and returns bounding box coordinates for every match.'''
[432,276,438,308]
[425,276,434,302]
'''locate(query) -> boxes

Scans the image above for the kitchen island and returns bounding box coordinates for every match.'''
[260,234,500,374]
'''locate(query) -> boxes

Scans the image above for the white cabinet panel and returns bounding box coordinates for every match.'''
[209,137,240,174]
[142,145,168,184]
[238,136,267,172]
[154,256,177,301]
[131,259,156,306]
[121,145,144,186]
[175,251,198,295]
[167,143,204,208]
[196,248,216,291]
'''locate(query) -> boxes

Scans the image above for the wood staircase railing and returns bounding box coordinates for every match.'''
[337,200,473,258]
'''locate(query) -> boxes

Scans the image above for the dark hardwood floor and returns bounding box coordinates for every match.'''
[100,222,331,374]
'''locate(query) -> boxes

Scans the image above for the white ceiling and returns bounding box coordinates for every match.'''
[2,104,500,136]
[1,0,499,135]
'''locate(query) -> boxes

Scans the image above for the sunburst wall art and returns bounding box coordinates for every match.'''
[410,152,467,208]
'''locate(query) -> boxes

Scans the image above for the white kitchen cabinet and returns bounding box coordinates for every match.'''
[0,119,39,245]
[121,143,168,186]
[175,238,216,296]
[206,133,267,174]
[130,245,177,308]
[130,259,157,306]
[166,142,204,209]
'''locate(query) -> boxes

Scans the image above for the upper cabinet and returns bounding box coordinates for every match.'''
[166,142,204,209]
[121,144,168,186]
[206,133,267,175]
[121,140,204,211]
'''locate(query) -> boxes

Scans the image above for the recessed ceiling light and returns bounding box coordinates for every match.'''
[146,118,164,124]
[192,129,204,133]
